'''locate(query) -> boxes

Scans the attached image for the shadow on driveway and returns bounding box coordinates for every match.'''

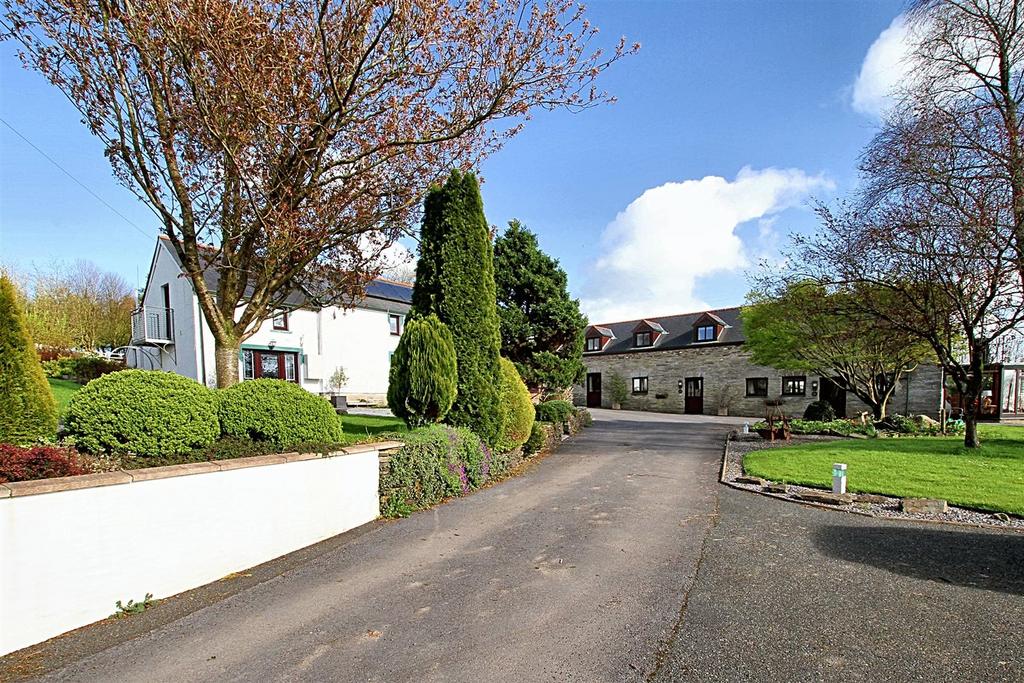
[812,524,1024,596]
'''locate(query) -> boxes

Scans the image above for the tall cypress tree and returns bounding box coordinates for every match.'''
[0,275,58,443]
[412,170,502,445]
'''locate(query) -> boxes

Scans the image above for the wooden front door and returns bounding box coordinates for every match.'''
[252,350,300,384]
[586,372,602,408]
[684,377,703,414]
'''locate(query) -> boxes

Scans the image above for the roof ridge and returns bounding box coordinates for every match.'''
[589,305,743,328]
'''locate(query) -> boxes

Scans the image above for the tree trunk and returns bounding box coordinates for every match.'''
[964,414,980,449]
[215,337,241,388]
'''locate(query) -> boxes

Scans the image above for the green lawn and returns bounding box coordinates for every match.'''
[743,424,1024,515]
[339,413,407,445]
[48,378,83,415]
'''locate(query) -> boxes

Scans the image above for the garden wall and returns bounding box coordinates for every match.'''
[0,443,397,656]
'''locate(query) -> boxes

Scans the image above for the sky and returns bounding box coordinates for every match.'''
[0,0,912,324]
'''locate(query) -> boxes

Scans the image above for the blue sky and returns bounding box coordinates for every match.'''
[0,0,907,322]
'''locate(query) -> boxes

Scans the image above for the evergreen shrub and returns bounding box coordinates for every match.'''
[219,379,342,447]
[0,275,57,444]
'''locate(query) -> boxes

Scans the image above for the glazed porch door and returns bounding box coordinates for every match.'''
[252,350,299,384]
[684,377,703,414]
[586,372,602,408]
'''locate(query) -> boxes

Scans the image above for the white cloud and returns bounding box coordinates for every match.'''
[378,240,417,282]
[581,167,832,323]
[852,14,913,118]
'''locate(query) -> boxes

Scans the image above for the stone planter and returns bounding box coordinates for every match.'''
[717,407,729,416]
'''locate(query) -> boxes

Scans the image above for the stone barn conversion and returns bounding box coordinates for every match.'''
[573,306,945,419]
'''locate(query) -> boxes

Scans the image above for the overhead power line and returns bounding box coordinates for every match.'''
[0,115,153,242]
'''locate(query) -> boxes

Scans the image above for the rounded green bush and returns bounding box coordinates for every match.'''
[65,369,218,456]
[523,421,548,456]
[496,358,535,452]
[803,400,836,422]
[219,379,342,447]
[535,399,574,423]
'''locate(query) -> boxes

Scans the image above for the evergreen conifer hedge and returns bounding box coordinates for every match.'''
[387,314,458,428]
[0,275,58,444]
[495,357,535,452]
[411,170,503,445]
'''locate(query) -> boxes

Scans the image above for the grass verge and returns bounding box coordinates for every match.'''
[743,424,1024,515]
[48,378,83,415]
[339,413,407,445]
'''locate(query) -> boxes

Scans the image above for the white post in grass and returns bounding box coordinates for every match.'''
[832,463,847,494]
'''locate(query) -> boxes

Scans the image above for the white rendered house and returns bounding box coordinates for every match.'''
[126,237,411,402]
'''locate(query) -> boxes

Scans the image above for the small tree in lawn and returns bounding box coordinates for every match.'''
[387,315,458,429]
[411,171,503,445]
[494,220,587,396]
[742,280,934,420]
[0,275,57,444]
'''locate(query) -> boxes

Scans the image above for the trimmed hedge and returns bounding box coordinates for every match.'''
[387,314,458,428]
[495,357,535,452]
[65,370,219,456]
[380,424,487,516]
[0,443,88,483]
[411,170,504,446]
[535,399,574,423]
[219,379,342,447]
[0,275,57,444]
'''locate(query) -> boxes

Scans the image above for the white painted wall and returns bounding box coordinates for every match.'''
[0,451,380,656]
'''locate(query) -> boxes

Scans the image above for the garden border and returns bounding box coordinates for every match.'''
[719,431,1024,533]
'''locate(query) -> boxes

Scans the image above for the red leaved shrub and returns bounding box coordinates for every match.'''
[0,444,89,483]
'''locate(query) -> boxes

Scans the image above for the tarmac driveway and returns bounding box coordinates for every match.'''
[5,409,1022,681]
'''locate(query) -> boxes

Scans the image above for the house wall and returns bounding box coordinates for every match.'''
[574,345,943,419]
[128,241,408,399]
[0,447,384,656]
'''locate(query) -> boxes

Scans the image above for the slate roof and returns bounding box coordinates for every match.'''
[584,307,745,355]
[156,236,412,309]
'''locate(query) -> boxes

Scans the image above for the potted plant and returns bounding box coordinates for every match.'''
[327,366,348,412]
[713,385,738,416]
[608,373,629,410]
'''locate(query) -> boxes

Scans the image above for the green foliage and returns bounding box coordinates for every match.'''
[523,421,548,456]
[752,418,876,437]
[494,220,587,393]
[535,399,574,423]
[113,593,154,617]
[380,424,487,516]
[803,400,836,422]
[0,275,58,444]
[496,357,535,452]
[608,373,629,406]
[43,355,124,382]
[579,408,593,427]
[387,314,458,428]
[742,281,935,418]
[411,170,503,445]
[65,370,219,456]
[219,379,342,448]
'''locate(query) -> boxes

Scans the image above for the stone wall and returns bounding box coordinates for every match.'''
[573,344,943,419]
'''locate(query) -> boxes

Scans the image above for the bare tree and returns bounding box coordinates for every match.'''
[795,106,1024,447]
[2,0,634,386]
[902,0,1024,278]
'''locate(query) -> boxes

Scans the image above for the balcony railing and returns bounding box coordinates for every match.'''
[131,306,174,345]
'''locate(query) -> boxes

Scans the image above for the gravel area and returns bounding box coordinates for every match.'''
[723,432,1024,531]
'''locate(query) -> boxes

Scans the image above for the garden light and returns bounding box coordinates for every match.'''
[832,463,847,494]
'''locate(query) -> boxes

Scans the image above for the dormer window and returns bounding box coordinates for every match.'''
[585,336,601,352]
[634,331,653,348]
[696,324,715,342]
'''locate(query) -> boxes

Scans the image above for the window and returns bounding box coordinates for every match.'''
[585,336,601,352]
[284,354,296,381]
[695,324,715,342]
[634,331,652,347]
[632,376,649,394]
[273,310,289,331]
[746,377,768,397]
[242,350,254,380]
[782,376,806,396]
[389,313,402,336]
